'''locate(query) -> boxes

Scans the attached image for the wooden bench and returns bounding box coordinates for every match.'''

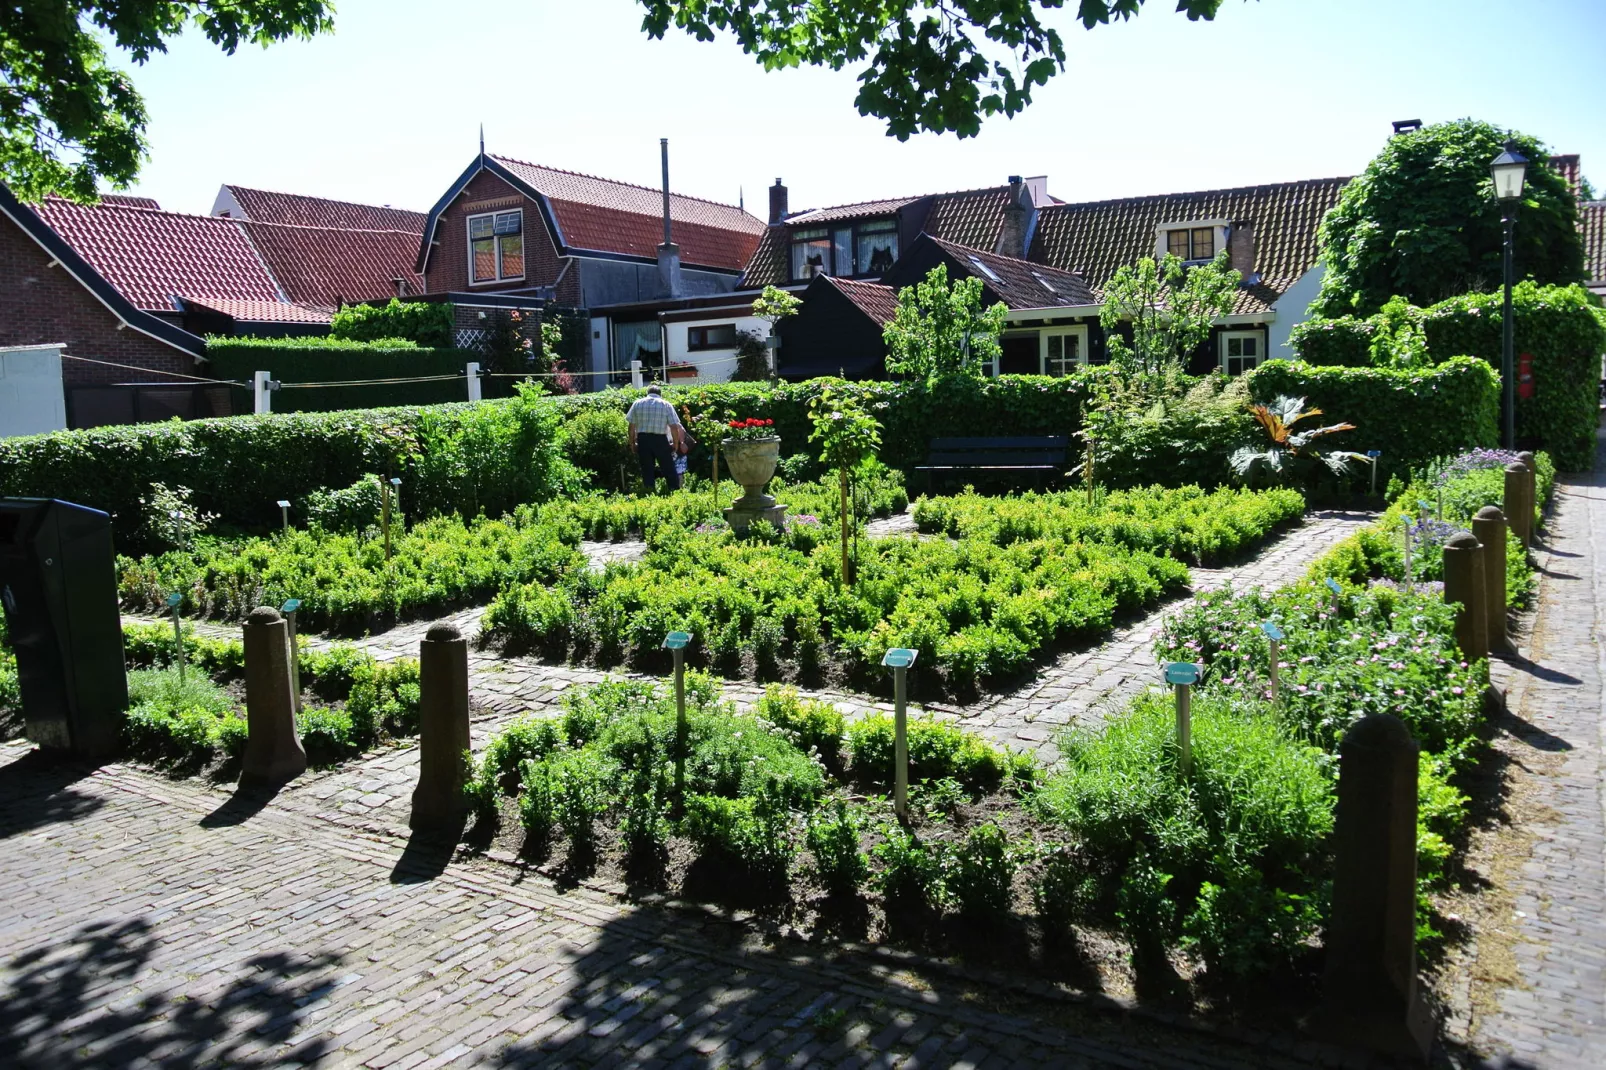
[915,435,1070,487]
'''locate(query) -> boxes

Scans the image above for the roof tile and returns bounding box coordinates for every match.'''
[241,221,423,308]
[183,298,332,323]
[224,186,425,232]
[825,276,899,325]
[921,235,1096,309]
[1582,201,1606,287]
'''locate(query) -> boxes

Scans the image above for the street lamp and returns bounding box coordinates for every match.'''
[1490,140,1528,450]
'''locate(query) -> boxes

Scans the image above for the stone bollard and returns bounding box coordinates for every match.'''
[1471,506,1512,654]
[241,606,306,786]
[1517,451,1538,540]
[1503,461,1531,551]
[1441,531,1488,662]
[1312,714,1433,1060]
[410,621,472,832]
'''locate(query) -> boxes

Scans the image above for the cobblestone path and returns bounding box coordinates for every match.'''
[1468,436,1606,1069]
[2,758,1356,1069]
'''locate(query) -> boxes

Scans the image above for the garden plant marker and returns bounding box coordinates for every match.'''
[1367,450,1381,496]
[1164,661,1200,775]
[1262,621,1285,703]
[166,592,185,681]
[662,631,692,810]
[277,499,291,533]
[882,647,918,820]
[281,599,303,712]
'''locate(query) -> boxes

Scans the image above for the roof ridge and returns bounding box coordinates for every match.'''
[790,183,1013,218]
[488,153,753,214]
[1041,175,1354,213]
[238,219,424,237]
[38,196,243,225]
[926,234,1081,274]
[225,184,424,215]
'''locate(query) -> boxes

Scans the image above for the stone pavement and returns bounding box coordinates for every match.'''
[2,757,1358,1069]
[1467,435,1606,1069]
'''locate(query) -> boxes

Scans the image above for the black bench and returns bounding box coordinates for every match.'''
[916,435,1070,487]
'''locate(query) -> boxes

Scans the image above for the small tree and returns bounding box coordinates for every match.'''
[730,330,772,381]
[1098,252,1240,379]
[883,264,1007,381]
[750,286,800,382]
[808,386,882,586]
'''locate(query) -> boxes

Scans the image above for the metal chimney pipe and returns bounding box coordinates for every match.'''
[660,138,672,246]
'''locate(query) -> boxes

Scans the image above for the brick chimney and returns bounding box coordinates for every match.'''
[657,138,683,298]
[768,178,788,225]
[1229,220,1257,280]
[994,175,1036,260]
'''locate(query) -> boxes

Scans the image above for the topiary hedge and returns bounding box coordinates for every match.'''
[206,338,489,412]
[1288,315,1375,367]
[330,298,455,347]
[1249,356,1500,487]
[1419,283,1605,470]
[0,386,573,553]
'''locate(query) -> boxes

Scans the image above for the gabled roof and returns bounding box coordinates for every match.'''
[31,195,285,311]
[920,187,1017,251]
[241,221,423,308]
[101,194,160,210]
[1582,201,1606,290]
[218,185,426,233]
[418,154,765,276]
[0,185,205,357]
[783,196,923,226]
[1029,176,1352,315]
[913,235,1096,309]
[181,297,333,324]
[822,276,899,325]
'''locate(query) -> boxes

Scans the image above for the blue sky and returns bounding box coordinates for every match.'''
[114,0,1605,217]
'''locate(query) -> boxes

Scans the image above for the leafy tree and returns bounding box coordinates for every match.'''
[808,386,882,586]
[752,284,802,327]
[730,330,772,382]
[2,2,334,201]
[638,0,1234,140]
[1099,251,1240,378]
[1312,119,1586,317]
[883,264,1007,381]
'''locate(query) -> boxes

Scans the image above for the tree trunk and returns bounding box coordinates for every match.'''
[839,466,854,586]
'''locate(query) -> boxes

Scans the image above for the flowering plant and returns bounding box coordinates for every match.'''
[723,417,777,442]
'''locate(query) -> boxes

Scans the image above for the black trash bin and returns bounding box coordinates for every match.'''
[0,498,127,758]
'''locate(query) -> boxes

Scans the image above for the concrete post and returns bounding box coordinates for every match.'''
[465,361,482,403]
[1471,506,1511,654]
[1503,462,1531,551]
[1442,531,1488,662]
[1517,451,1538,541]
[252,370,273,414]
[630,360,644,389]
[241,606,306,786]
[411,622,472,831]
[1313,714,1433,1060]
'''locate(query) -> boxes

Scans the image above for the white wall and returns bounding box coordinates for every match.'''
[0,344,67,438]
[1268,264,1325,361]
[662,315,770,385]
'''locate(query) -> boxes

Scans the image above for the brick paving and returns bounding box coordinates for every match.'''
[1468,436,1606,1069]
[2,758,1354,1069]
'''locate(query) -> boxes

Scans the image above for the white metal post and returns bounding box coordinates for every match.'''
[253,371,272,414]
[630,360,645,389]
[465,362,482,403]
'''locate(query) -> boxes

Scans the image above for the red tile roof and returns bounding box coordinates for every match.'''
[825,276,899,325]
[1582,201,1606,288]
[920,187,1014,250]
[32,196,284,310]
[490,155,764,271]
[183,298,332,324]
[921,236,1096,308]
[1029,177,1352,315]
[101,194,161,210]
[784,196,923,225]
[240,221,423,308]
[222,186,426,233]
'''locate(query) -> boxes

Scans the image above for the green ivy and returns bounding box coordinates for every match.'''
[330,298,456,347]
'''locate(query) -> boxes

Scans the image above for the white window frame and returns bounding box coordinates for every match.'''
[1154,220,1229,265]
[467,208,525,286]
[1219,329,1266,376]
[1039,325,1089,376]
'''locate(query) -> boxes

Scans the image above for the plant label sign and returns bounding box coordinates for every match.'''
[1163,662,1199,686]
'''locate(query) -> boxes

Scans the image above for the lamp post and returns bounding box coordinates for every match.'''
[1490,140,1528,451]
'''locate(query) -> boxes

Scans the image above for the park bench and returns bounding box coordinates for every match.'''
[915,435,1070,487]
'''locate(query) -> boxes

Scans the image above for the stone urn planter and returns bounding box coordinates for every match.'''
[720,436,788,533]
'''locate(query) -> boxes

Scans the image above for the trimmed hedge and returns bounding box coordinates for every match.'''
[1420,284,1605,470]
[330,299,455,347]
[0,386,573,553]
[1249,357,1500,487]
[1288,316,1374,367]
[206,338,485,412]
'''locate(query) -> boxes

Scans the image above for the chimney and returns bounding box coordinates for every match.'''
[393,276,407,298]
[657,138,683,298]
[769,178,788,225]
[994,175,1036,260]
[1229,220,1256,280]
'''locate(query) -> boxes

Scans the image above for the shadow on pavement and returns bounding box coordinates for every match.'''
[390,822,463,884]
[1,916,342,1069]
[199,780,285,828]
[0,749,104,840]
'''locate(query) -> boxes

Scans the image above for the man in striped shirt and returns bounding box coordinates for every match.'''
[625,383,686,493]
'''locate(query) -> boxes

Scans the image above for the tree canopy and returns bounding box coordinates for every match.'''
[1,2,334,201]
[637,0,1234,140]
[1099,251,1239,377]
[882,264,1007,380]
[1311,118,1586,318]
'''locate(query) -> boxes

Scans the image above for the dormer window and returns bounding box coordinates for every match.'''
[790,218,899,280]
[1166,226,1215,262]
[469,209,523,284]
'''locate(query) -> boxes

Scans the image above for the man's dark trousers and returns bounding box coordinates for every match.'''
[636,434,681,492]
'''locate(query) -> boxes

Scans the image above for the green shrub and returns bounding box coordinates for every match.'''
[560,679,666,747]
[518,757,557,845]
[297,707,358,765]
[683,781,798,882]
[1035,692,1333,976]
[479,714,565,793]
[126,667,233,717]
[847,714,1008,794]
[872,824,946,912]
[755,685,845,762]
[479,580,575,654]
[1032,843,1092,935]
[215,713,248,758]
[563,408,635,489]
[346,658,422,742]
[304,476,384,533]
[620,769,670,859]
[806,800,870,897]
[302,644,372,699]
[551,748,613,851]
[330,298,455,347]
[944,822,1019,921]
[1289,315,1375,367]
[122,668,238,766]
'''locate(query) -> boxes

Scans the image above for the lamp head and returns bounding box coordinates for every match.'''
[1490,139,1529,202]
